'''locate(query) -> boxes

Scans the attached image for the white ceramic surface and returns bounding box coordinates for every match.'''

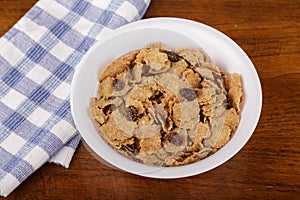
[70,18,262,179]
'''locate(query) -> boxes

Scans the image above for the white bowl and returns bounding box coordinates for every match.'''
[70,17,262,178]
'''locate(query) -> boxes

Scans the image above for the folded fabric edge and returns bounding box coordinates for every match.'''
[49,146,75,168]
[49,133,81,168]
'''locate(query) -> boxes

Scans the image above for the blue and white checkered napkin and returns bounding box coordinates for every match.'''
[0,0,150,197]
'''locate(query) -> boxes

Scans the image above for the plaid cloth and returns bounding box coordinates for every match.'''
[0,0,150,197]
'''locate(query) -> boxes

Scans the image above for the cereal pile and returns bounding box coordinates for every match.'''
[89,43,243,166]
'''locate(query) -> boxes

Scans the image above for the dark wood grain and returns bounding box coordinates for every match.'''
[1,0,300,199]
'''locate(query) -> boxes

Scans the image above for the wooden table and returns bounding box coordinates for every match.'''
[1,0,299,199]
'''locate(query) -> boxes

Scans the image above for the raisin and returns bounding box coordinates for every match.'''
[166,132,183,146]
[112,79,124,91]
[180,88,197,101]
[125,106,138,121]
[167,52,180,62]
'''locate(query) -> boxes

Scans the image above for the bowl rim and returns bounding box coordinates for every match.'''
[70,17,262,178]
